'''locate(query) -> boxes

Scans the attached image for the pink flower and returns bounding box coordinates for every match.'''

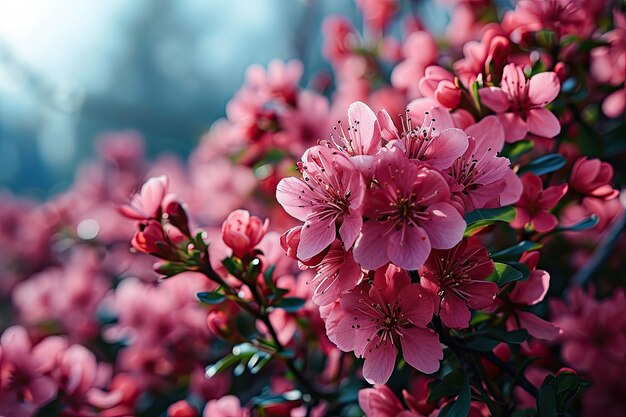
[279,226,329,266]
[322,16,359,68]
[446,116,521,212]
[221,209,269,258]
[502,0,591,42]
[276,146,365,260]
[245,59,303,106]
[479,63,561,142]
[326,101,382,169]
[203,396,249,417]
[168,400,198,417]
[386,106,470,171]
[333,265,442,384]
[551,287,626,379]
[119,175,169,220]
[359,384,418,417]
[355,0,398,33]
[453,30,510,86]
[0,326,59,417]
[51,344,123,414]
[420,239,497,329]
[353,148,465,271]
[570,157,619,200]
[419,66,461,109]
[499,252,560,340]
[308,240,363,306]
[391,31,438,99]
[131,220,176,259]
[511,173,568,233]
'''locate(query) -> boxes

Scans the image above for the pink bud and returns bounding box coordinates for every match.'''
[168,400,197,417]
[131,221,174,259]
[570,157,619,200]
[163,198,191,237]
[109,373,140,406]
[221,210,269,258]
[280,226,327,266]
[434,80,462,109]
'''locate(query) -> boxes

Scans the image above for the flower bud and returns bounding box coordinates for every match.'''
[167,400,197,417]
[570,157,619,200]
[221,210,269,258]
[131,221,174,259]
[434,80,461,109]
[163,198,191,237]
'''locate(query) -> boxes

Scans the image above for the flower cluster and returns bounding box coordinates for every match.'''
[0,1,625,416]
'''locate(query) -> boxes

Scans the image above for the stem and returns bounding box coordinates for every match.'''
[199,254,327,402]
[433,318,539,400]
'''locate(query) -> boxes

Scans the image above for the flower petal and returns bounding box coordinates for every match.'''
[353,222,392,270]
[440,294,471,329]
[526,108,561,138]
[298,216,337,260]
[528,72,560,106]
[479,87,510,112]
[363,338,397,384]
[400,328,442,374]
[389,226,431,271]
[420,202,466,249]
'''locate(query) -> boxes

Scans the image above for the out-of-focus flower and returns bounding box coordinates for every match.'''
[203,395,250,417]
[168,400,198,417]
[119,175,169,221]
[502,0,592,42]
[355,0,398,34]
[0,326,58,417]
[359,384,418,417]
[391,31,438,99]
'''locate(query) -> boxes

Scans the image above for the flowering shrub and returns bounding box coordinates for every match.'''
[1,1,625,416]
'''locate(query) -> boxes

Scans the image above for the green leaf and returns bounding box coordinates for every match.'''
[491,241,542,262]
[556,214,599,232]
[537,371,586,417]
[504,140,534,162]
[487,329,529,344]
[512,409,537,417]
[429,369,466,402]
[466,337,499,352]
[155,261,189,277]
[471,80,482,111]
[197,291,226,304]
[464,206,516,236]
[247,257,262,281]
[469,311,492,326]
[537,376,558,417]
[274,297,306,312]
[438,373,471,417]
[222,257,242,277]
[263,264,276,289]
[488,262,526,287]
[205,354,240,378]
[518,154,566,176]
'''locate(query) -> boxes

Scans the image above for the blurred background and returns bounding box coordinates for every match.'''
[0,0,451,197]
